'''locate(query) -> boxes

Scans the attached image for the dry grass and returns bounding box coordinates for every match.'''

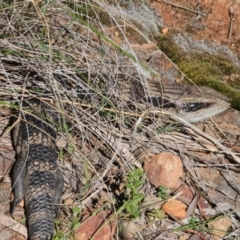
[0,0,240,239]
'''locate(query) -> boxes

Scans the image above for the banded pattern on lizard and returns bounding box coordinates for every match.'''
[10,100,63,240]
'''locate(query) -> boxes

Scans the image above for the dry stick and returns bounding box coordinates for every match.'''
[0,39,49,55]
[186,190,201,217]
[135,109,240,164]
[228,5,234,40]
[160,0,207,16]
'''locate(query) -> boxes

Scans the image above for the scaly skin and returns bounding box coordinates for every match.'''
[11,111,63,240]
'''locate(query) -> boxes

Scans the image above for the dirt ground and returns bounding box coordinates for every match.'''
[152,0,240,55]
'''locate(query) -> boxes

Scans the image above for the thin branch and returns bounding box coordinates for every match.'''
[160,0,207,16]
[228,5,234,40]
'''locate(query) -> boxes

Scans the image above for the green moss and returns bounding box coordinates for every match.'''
[156,34,184,63]
[156,34,240,110]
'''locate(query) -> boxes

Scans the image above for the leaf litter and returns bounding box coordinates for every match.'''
[0,0,239,239]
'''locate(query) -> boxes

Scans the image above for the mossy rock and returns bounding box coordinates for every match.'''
[157,34,240,110]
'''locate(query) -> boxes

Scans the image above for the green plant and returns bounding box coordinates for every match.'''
[54,206,82,239]
[156,186,169,200]
[117,168,145,219]
[71,206,82,231]
[174,215,204,232]
[146,209,165,221]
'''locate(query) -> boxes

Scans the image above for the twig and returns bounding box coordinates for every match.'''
[228,5,234,40]
[160,0,207,16]
[186,190,201,217]
[135,109,240,164]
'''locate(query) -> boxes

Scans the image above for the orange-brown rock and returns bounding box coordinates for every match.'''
[144,152,183,188]
[162,199,187,219]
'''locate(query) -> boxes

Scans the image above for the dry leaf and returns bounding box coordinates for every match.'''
[208,216,232,240]
[0,214,28,238]
[162,28,169,34]
[74,211,117,240]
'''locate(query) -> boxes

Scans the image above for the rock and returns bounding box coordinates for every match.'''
[162,199,187,219]
[208,216,232,240]
[120,221,139,239]
[144,152,183,188]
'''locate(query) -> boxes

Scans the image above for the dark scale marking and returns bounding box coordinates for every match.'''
[182,102,213,112]
[26,195,54,214]
[18,115,57,140]
[11,104,64,240]
[28,171,56,189]
[27,145,58,165]
[29,218,54,240]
